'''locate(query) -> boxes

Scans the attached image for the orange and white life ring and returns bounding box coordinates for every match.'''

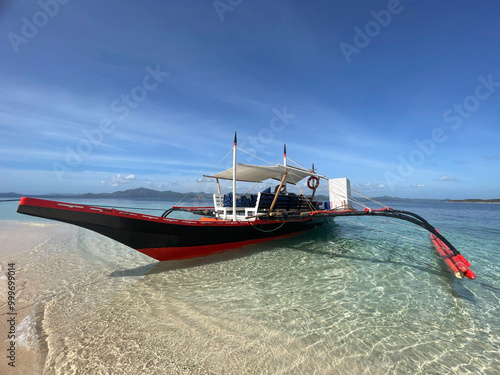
[307,176,319,190]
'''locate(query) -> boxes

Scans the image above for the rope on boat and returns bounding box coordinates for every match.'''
[237,147,276,165]
[244,181,266,195]
[283,156,383,211]
[349,189,386,208]
[250,216,288,232]
[284,156,306,169]
[174,146,234,207]
[284,172,318,212]
[224,147,397,215]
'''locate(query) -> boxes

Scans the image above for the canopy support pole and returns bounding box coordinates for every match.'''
[232,133,237,221]
[216,178,221,195]
[270,172,288,212]
[310,186,317,202]
[283,144,287,194]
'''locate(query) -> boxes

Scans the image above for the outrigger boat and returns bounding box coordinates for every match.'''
[17,135,475,279]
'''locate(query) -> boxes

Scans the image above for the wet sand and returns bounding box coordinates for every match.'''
[0,221,368,375]
[1,221,59,375]
[0,222,223,374]
[2,214,498,375]
[0,222,245,374]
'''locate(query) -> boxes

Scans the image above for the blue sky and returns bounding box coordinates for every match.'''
[1,0,499,199]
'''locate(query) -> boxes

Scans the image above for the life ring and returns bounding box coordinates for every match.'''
[307,176,319,190]
[274,184,286,194]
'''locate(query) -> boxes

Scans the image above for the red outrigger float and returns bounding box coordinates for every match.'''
[430,232,476,279]
[17,135,475,279]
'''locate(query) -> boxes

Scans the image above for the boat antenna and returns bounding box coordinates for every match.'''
[232,132,237,221]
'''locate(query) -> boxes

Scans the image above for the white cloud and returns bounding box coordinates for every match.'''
[103,173,136,186]
[352,182,386,190]
[483,155,499,160]
[410,184,426,188]
[438,175,457,182]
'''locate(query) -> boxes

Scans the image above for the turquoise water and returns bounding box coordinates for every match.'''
[1,198,499,374]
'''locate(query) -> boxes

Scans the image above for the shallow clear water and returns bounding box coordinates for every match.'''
[1,199,499,374]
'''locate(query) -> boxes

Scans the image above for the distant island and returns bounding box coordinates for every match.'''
[0,187,208,200]
[446,199,500,204]
[3,188,496,203]
[0,188,330,201]
[1,188,449,202]
[366,195,444,202]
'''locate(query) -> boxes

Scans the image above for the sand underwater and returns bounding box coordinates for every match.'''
[1,199,499,374]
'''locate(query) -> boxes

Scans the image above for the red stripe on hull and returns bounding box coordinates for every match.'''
[137,232,303,261]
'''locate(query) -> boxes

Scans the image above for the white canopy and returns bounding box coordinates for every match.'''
[205,163,324,185]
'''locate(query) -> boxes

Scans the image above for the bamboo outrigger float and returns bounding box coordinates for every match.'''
[17,134,475,279]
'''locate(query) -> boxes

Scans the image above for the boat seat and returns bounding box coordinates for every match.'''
[213,193,260,219]
[245,192,261,217]
[259,192,302,211]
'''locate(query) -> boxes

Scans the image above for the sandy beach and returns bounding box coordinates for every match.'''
[0,222,227,374]
[1,200,499,375]
[0,221,370,375]
[1,222,59,375]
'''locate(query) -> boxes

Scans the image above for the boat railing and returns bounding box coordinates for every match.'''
[213,192,322,219]
[213,193,261,220]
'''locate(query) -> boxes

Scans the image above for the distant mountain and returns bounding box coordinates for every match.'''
[314,194,328,201]
[0,188,211,199]
[80,187,199,199]
[0,192,22,198]
[0,189,465,202]
[365,196,445,202]
[446,199,500,203]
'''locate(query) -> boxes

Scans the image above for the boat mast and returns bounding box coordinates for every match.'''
[283,144,287,194]
[232,132,237,221]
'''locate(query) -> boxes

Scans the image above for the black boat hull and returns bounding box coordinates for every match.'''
[17,197,328,260]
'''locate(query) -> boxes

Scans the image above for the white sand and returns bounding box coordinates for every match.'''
[0,221,376,375]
